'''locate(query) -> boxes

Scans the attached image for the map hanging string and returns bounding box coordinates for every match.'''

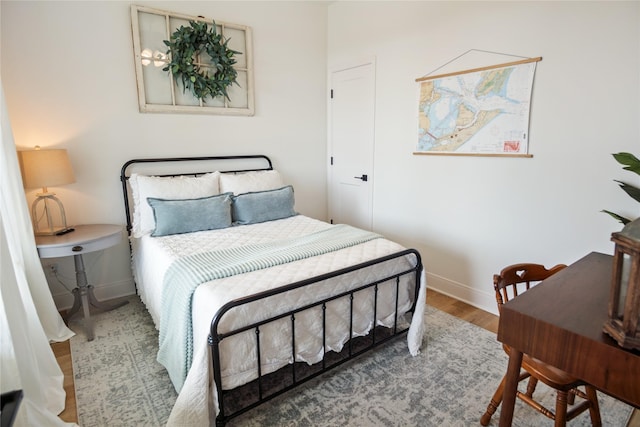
[420,49,531,79]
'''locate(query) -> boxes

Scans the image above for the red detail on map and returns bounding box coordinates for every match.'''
[503,141,520,152]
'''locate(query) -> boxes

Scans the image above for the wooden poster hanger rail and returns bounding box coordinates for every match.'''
[416,56,542,83]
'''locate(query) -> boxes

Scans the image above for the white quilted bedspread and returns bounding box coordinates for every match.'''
[130,215,425,426]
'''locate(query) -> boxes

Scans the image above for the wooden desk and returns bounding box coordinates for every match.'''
[497,252,640,426]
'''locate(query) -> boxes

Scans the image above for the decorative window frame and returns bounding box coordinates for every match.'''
[130,5,254,116]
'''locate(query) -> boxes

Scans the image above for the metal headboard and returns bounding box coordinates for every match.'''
[120,155,273,235]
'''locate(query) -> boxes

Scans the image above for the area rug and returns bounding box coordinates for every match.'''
[70,295,634,426]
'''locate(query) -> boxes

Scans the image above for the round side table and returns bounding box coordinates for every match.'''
[35,224,128,341]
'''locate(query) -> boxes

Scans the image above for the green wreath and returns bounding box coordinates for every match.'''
[163,20,241,101]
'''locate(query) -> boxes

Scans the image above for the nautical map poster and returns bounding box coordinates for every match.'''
[415,58,539,156]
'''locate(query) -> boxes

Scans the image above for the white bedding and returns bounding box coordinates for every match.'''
[130,215,425,426]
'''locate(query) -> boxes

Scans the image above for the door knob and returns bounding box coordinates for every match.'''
[354,174,368,182]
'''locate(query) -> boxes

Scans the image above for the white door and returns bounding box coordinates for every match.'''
[328,62,375,230]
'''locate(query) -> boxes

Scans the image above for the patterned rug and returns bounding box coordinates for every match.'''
[70,295,633,426]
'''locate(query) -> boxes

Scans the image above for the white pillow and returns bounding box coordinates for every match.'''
[219,170,283,194]
[129,172,220,237]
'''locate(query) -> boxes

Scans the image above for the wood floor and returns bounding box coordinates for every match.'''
[51,339,76,423]
[51,289,638,425]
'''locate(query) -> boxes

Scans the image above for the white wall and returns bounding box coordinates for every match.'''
[328,1,640,313]
[1,1,328,308]
[2,1,639,315]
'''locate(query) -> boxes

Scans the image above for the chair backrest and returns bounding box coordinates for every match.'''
[493,263,567,314]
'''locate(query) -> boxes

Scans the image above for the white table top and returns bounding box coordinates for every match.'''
[35,224,123,258]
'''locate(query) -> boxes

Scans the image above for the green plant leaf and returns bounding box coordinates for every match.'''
[615,180,640,204]
[612,152,640,175]
[603,152,639,224]
[601,210,631,225]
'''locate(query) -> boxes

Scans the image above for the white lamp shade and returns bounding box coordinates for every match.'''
[20,148,76,190]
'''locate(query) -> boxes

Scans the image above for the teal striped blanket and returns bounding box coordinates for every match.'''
[157,224,381,392]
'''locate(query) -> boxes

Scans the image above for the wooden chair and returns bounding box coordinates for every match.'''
[480,263,602,427]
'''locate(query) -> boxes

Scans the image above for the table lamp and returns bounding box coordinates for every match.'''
[19,146,76,235]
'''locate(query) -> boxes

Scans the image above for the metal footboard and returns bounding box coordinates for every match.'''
[209,249,422,426]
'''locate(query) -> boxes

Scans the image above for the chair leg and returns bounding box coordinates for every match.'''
[525,376,538,398]
[554,390,569,427]
[585,386,602,427]
[481,376,506,426]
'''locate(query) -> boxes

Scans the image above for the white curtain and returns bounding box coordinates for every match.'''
[0,82,77,426]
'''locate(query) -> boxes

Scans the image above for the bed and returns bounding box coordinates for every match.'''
[120,155,425,426]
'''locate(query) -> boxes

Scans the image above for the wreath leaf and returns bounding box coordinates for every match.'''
[163,19,241,102]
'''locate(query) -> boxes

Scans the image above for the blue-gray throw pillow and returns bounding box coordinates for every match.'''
[148,193,232,237]
[232,186,297,225]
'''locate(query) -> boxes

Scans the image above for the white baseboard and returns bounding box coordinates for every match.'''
[426,271,499,316]
[52,278,136,311]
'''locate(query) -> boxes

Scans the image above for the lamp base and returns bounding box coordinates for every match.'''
[31,192,72,236]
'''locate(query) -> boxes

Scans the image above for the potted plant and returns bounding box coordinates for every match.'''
[602,152,640,225]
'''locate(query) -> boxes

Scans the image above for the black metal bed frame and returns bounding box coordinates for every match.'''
[120,155,423,426]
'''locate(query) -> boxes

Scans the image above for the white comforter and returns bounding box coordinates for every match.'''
[130,215,425,426]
